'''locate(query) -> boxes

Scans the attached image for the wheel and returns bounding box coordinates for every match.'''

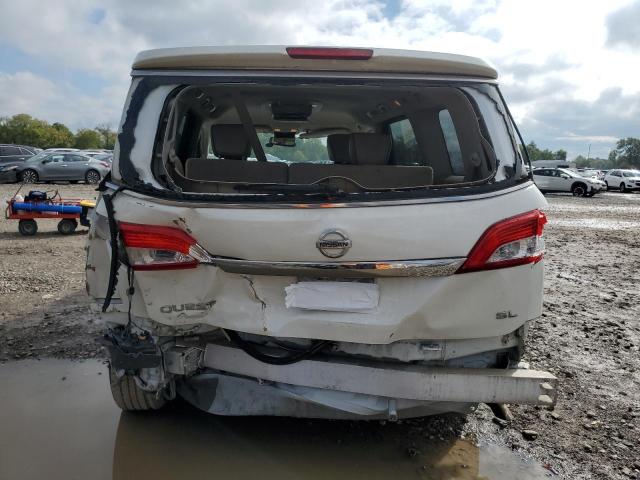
[21,169,39,183]
[85,169,101,184]
[605,181,609,190]
[620,183,626,193]
[18,219,38,236]
[57,218,78,235]
[571,184,586,197]
[109,366,166,411]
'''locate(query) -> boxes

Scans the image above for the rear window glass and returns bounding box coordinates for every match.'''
[148,81,525,198]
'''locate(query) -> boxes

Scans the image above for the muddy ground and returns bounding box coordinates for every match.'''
[0,183,639,480]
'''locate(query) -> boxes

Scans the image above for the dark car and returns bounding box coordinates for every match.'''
[0,164,20,183]
[0,144,37,166]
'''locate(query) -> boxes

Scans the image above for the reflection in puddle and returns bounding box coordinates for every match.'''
[0,360,549,480]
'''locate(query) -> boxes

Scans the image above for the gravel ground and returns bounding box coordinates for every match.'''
[0,183,639,479]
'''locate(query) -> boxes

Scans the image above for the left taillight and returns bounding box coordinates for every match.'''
[119,222,209,271]
[457,210,547,273]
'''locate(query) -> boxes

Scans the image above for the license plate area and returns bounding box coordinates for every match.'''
[284,280,379,312]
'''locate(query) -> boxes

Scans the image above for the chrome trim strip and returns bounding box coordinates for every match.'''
[109,181,535,209]
[203,257,465,278]
[130,69,498,83]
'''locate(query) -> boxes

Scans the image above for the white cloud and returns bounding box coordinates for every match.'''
[0,0,639,158]
[0,71,123,129]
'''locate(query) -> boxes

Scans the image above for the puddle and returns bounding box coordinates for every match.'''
[0,360,550,480]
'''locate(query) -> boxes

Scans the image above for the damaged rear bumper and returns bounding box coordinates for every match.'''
[178,343,557,419]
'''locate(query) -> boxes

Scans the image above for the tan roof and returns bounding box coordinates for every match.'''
[132,46,498,79]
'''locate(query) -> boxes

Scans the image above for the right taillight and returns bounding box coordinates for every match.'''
[457,210,547,273]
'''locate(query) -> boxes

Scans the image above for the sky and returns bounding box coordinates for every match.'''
[0,0,639,159]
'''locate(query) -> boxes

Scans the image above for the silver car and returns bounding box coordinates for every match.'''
[16,152,111,184]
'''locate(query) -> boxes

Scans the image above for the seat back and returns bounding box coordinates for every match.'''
[185,124,288,183]
[289,133,433,188]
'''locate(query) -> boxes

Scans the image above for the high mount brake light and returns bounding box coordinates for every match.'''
[286,47,373,60]
[457,210,547,273]
[119,222,209,271]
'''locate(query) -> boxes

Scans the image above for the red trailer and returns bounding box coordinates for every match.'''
[5,188,96,236]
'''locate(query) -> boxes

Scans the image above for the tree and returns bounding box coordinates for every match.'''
[74,129,103,149]
[553,149,567,161]
[49,123,74,148]
[95,124,117,149]
[525,141,568,162]
[610,137,640,168]
[0,114,52,147]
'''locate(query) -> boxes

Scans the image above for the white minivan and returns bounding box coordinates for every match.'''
[86,46,556,419]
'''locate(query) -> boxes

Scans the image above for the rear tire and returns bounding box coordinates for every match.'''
[109,367,167,411]
[21,169,39,183]
[57,218,77,235]
[18,219,38,236]
[85,169,100,184]
[620,183,626,193]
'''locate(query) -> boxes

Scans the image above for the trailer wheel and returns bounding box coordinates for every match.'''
[109,367,167,411]
[57,218,78,235]
[18,219,38,236]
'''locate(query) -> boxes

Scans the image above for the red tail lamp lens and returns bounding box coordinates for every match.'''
[119,222,201,271]
[457,210,547,273]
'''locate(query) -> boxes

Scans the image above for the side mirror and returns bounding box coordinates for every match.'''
[560,174,569,179]
[42,159,50,164]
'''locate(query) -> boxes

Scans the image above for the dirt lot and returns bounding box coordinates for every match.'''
[0,183,639,479]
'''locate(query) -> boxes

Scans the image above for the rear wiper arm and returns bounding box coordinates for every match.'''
[234,183,342,194]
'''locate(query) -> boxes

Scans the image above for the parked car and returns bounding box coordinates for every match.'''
[15,151,110,183]
[0,144,37,166]
[603,169,640,192]
[43,148,80,153]
[0,164,20,183]
[87,46,557,419]
[579,169,604,180]
[533,167,604,196]
[93,152,113,163]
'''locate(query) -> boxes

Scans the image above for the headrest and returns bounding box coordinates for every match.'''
[327,134,351,164]
[210,124,251,160]
[348,133,392,165]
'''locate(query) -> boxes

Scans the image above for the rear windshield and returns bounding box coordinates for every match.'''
[132,79,527,200]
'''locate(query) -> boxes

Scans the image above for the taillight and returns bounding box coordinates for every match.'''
[457,210,547,273]
[119,222,209,271]
[286,47,373,60]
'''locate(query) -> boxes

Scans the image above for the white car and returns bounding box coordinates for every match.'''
[533,167,605,196]
[603,169,640,192]
[86,46,557,419]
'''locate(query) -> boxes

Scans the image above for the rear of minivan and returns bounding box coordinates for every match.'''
[87,46,556,418]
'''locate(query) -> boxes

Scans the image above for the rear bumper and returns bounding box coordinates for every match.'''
[183,343,557,418]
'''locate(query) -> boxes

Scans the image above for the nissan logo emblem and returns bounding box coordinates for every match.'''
[316,230,351,258]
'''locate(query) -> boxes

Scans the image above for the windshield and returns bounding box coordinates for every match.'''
[145,79,526,199]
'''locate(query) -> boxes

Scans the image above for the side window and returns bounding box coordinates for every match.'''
[49,155,64,163]
[68,155,86,162]
[438,110,464,175]
[535,169,547,176]
[389,118,421,165]
[3,146,21,156]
